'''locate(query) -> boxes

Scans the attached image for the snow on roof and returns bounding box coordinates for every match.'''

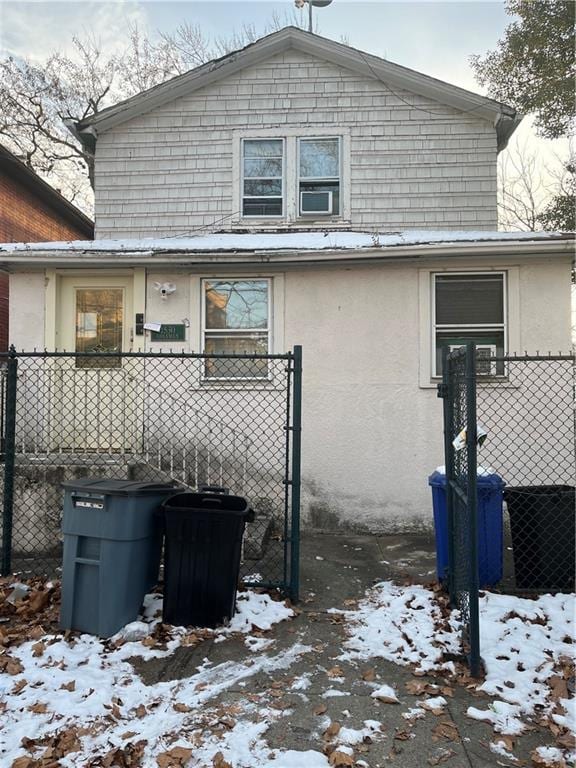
[0,229,571,256]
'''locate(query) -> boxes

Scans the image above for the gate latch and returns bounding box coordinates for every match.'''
[437,382,447,399]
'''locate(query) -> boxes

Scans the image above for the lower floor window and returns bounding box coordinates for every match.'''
[203,278,270,379]
[434,272,506,376]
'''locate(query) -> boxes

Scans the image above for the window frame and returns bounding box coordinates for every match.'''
[233,129,350,225]
[297,136,342,218]
[241,138,285,219]
[431,270,508,378]
[200,277,273,382]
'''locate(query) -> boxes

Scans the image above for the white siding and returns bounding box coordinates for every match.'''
[95,50,498,238]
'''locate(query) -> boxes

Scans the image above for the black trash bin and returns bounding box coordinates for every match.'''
[161,491,254,628]
[504,485,575,591]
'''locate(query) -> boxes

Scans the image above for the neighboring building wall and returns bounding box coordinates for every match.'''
[0,173,89,243]
[8,253,571,531]
[95,49,498,238]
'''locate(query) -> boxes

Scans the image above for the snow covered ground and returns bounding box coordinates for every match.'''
[1,580,574,767]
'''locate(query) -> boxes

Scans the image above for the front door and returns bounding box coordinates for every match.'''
[56,276,136,452]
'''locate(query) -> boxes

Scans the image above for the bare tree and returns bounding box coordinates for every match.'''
[498,135,573,231]
[0,11,308,215]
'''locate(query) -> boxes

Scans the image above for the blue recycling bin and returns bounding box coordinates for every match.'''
[428,470,505,587]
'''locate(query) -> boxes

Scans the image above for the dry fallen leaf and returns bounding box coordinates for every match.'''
[361,668,376,682]
[60,681,75,692]
[324,722,341,739]
[212,753,232,768]
[10,758,37,768]
[28,702,48,714]
[314,704,327,716]
[428,747,457,765]
[172,703,191,713]
[329,751,354,767]
[327,666,344,679]
[156,746,193,768]
[432,721,460,742]
[31,642,45,658]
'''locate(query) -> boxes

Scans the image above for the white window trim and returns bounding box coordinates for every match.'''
[297,136,342,218]
[241,138,285,220]
[192,274,285,385]
[418,266,520,389]
[232,128,351,225]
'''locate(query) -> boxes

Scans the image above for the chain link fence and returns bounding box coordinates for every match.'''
[442,344,481,676]
[0,349,302,598]
[477,355,575,593]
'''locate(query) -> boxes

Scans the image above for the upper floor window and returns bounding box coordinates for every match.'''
[299,137,341,216]
[242,139,284,218]
[433,272,506,376]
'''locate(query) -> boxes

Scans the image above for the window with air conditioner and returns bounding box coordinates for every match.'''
[298,137,340,216]
[434,272,506,376]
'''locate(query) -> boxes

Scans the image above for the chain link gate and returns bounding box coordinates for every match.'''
[439,343,481,677]
[0,347,302,600]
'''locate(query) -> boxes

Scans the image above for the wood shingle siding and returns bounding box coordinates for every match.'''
[95,50,498,238]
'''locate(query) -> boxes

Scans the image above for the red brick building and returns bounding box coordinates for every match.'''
[0,145,94,349]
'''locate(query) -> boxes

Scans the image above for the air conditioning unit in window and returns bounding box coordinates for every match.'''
[449,344,497,375]
[300,190,332,215]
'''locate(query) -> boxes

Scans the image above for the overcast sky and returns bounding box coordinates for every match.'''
[0,1,567,192]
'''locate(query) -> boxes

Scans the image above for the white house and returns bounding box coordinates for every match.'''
[1,28,573,533]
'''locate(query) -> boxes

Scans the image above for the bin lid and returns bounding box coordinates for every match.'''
[162,491,251,515]
[62,478,181,496]
[428,470,505,489]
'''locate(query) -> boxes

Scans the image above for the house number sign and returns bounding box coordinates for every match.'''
[150,324,186,341]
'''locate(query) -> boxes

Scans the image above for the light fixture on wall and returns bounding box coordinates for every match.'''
[153,282,177,300]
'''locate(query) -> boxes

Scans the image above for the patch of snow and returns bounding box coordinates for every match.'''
[244,636,275,653]
[533,746,568,765]
[226,591,294,633]
[417,696,447,712]
[490,740,518,762]
[322,689,349,698]
[402,707,426,721]
[0,229,566,256]
[467,701,525,735]
[371,684,399,703]
[478,592,575,726]
[291,675,312,691]
[338,581,461,672]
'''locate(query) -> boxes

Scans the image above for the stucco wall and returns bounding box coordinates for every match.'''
[9,271,45,350]
[95,49,498,238]
[7,254,572,532]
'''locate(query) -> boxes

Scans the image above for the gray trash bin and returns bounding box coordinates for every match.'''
[60,479,178,637]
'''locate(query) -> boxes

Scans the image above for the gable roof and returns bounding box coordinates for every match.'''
[75,27,520,152]
[0,144,94,238]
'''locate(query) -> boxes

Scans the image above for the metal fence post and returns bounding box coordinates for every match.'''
[289,345,302,602]
[465,342,481,676]
[440,347,456,606]
[1,346,18,576]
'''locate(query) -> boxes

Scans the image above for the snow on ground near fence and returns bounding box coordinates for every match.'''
[337,581,575,743]
[1,582,574,766]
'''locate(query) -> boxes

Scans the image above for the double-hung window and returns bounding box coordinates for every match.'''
[242,139,284,217]
[203,278,270,379]
[298,137,340,216]
[433,272,506,376]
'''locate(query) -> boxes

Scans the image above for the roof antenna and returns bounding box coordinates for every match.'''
[295,0,333,33]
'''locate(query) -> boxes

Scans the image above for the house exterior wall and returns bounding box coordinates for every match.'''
[8,252,571,532]
[95,49,498,239]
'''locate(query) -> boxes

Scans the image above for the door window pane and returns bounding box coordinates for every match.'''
[76,289,123,368]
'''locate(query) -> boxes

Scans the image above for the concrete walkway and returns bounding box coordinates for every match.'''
[133,531,555,767]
